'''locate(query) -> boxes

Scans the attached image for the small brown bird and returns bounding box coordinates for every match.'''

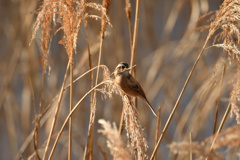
[114,62,157,117]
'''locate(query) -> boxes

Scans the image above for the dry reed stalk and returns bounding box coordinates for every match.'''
[16,93,59,160]
[206,103,232,160]
[42,61,70,160]
[84,0,112,159]
[204,0,240,127]
[36,12,55,157]
[130,0,139,76]
[213,54,227,134]
[93,0,112,90]
[98,119,131,160]
[153,106,161,160]
[16,65,109,160]
[69,65,108,87]
[83,83,95,160]
[83,7,95,137]
[83,4,96,159]
[44,65,111,159]
[66,3,76,158]
[218,104,231,132]
[19,60,77,159]
[119,0,133,136]
[119,0,140,136]
[150,0,240,157]
[60,5,83,156]
[64,1,79,157]
[118,0,133,136]
[1,0,36,151]
[68,57,73,160]
[118,110,125,135]
[98,144,108,160]
[150,36,211,160]
[32,2,54,157]
[168,103,234,160]
[130,0,140,96]
[31,1,112,159]
[35,70,46,159]
[174,58,226,140]
[208,113,240,150]
[42,0,82,156]
[7,0,238,159]
[48,79,113,160]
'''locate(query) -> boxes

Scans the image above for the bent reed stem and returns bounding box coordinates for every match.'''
[150,36,211,160]
[42,60,70,160]
[206,103,231,160]
[48,80,112,160]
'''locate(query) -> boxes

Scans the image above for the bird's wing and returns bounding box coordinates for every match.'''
[124,75,157,117]
[124,74,147,99]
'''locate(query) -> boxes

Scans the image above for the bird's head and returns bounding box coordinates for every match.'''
[114,62,130,76]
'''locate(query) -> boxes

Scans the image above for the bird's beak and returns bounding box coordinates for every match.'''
[126,64,136,71]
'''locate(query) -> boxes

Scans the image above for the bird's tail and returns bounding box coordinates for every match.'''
[145,99,157,117]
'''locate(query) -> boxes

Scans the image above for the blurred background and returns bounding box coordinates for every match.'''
[1,0,236,159]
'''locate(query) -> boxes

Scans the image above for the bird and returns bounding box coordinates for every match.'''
[114,62,157,117]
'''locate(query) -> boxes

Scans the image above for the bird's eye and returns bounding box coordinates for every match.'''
[121,66,124,69]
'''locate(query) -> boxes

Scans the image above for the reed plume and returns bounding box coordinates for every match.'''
[169,124,240,159]
[98,119,131,160]
[209,0,240,63]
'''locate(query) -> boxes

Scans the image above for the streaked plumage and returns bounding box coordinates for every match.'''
[114,62,157,117]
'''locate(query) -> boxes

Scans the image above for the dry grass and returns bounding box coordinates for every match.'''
[2,0,240,160]
[230,69,240,124]
[169,124,240,160]
[98,119,131,160]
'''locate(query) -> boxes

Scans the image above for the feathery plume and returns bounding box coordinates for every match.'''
[102,69,149,159]
[98,119,131,160]
[230,69,240,124]
[209,0,240,63]
[169,125,240,159]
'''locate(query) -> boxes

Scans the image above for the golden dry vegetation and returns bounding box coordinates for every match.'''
[1,0,240,159]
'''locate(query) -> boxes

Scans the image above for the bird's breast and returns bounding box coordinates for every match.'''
[115,74,139,97]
